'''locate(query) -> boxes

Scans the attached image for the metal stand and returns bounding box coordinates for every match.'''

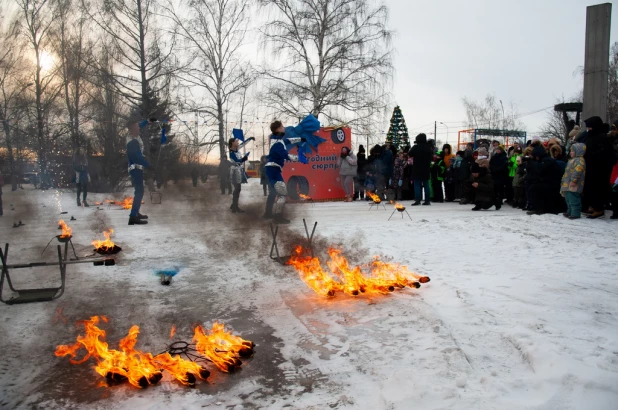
[368,201,387,211]
[0,243,116,305]
[41,236,79,261]
[388,209,413,221]
[270,219,317,265]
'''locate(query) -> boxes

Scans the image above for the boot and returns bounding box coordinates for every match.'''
[230,204,237,213]
[273,214,290,224]
[83,200,90,207]
[422,201,431,206]
[138,213,148,220]
[562,212,570,218]
[471,205,481,211]
[495,203,502,210]
[568,215,581,220]
[77,198,81,206]
[411,201,421,206]
[128,216,148,225]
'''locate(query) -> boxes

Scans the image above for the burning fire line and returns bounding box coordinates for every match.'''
[298,193,312,201]
[58,220,72,238]
[92,229,121,254]
[288,246,430,297]
[55,316,254,388]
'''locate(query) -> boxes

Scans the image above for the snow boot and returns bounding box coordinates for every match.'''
[568,215,581,220]
[471,206,482,211]
[273,215,290,225]
[128,216,148,225]
[562,212,570,218]
[495,203,502,210]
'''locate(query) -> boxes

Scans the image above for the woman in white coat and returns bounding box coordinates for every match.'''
[339,147,358,202]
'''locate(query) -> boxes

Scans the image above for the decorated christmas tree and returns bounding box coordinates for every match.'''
[385,106,409,148]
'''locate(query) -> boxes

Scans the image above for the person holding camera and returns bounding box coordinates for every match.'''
[339,146,357,202]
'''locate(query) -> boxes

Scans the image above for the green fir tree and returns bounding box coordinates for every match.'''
[385,106,409,148]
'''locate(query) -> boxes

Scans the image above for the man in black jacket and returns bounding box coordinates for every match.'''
[582,116,615,218]
[527,146,563,215]
[408,133,433,205]
[489,145,508,206]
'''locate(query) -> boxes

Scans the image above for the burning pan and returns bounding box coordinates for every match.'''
[94,245,122,255]
[56,235,72,243]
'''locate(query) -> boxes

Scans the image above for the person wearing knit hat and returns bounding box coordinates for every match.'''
[476,147,490,171]
[470,162,500,211]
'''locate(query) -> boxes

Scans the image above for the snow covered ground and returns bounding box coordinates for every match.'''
[0,179,617,410]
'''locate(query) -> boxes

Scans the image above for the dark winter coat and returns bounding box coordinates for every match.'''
[489,151,508,184]
[473,168,494,203]
[356,153,367,182]
[392,158,405,188]
[584,117,615,182]
[381,149,394,180]
[408,134,433,181]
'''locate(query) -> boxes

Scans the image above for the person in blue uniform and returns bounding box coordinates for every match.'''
[263,120,307,224]
[126,119,151,225]
[228,137,249,213]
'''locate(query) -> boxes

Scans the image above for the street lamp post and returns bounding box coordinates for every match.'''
[439,122,449,145]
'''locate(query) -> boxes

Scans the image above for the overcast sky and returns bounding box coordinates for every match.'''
[388,0,618,142]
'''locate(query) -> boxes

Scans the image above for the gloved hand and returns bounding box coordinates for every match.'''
[243,153,250,161]
[398,180,403,187]
[301,137,307,142]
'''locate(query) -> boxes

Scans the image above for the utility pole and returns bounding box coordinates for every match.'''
[434,121,437,145]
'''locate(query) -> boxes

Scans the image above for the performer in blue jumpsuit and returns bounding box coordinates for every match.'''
[126,119,150,226]
[228,137,249,213]
[264,121,306,224]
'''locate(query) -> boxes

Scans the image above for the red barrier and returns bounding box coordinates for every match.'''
[283,127,352,201]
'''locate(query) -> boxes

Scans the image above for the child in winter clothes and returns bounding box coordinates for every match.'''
[512,156,527,209]
[475,147,490,171]
[470,163,500,211]
[560,143,586,219]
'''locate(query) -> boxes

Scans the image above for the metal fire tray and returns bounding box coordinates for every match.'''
[0,243,116,305]
[270,219,317,265]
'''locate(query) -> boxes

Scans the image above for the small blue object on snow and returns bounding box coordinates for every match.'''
[232,128,245,142]
[155,268,179,286]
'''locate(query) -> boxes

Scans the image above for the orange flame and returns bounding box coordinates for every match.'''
[287,246,430,297]
[170,325,176,339]
[193,322,254,373]
[367,191,381,203]
[54,316,162,388]
[120,197,133,209]
[395,203,405,211]
[299,193,312,200]
[54,316,211,388]
[58,220,72,238]
[92,229,115,251]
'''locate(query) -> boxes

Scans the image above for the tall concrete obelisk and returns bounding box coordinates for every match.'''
[583,3,612,122]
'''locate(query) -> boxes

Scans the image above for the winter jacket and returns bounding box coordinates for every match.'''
[513,164,525,187]
[356,153,367,182]
[431,157,446,182]
[339,151,358,176]
[508,154,521,178]
[561,143,586,194]
[473,168,494,202]
[127,138,150,171]
[408,134,433,180]
[392,158,405,188]
[489,151,508,183]
[73,153,89,183]
[259,161,268,185]
[381,149,394,180]
[229,150,247,184]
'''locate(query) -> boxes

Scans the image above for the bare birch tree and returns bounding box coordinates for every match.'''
[258,0,393,124]
[165,0,254,162]
[13,0,62,184]
[462,94,525,131]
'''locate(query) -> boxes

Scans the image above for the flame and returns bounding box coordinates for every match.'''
[367,191,381,203]
[92,229,115,251]
[287,246,430,297]
[54,316,162,388]
[55,316,213,388]
[120,197,133,209]
[395,202,405,211]
[170,325,176,339]
[288,246,339,296]
[299,193,312,200]
[59,220,72,238]
[193,322,254,373]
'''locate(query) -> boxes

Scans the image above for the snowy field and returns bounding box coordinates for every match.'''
[0,179,617,410]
